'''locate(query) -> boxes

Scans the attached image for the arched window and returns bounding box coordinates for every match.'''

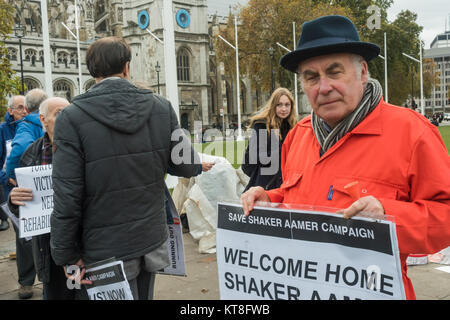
[96,0,106,18]
[39,50,44,66]
[180,113,189,131]
[7,47,17,61]
[95,0,108,32]
[210,79,216,115]
[24,77,41,93]
[24,49,37,66]
[225,81,232,114]
[84,79,96,91]
[70,52,77,66]
[53,79,74,101]
[240,81,246,114]
[177,48,190,82]
[57,51,69,67]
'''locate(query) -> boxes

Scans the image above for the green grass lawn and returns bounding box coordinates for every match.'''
[438,126,450,154]
[193,140,247,169]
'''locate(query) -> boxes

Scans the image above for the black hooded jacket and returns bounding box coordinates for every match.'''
[50,78,200,266]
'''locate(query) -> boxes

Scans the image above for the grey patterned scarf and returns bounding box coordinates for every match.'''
[311,78,382,154]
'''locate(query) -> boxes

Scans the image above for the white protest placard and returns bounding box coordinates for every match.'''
[216,203,405,300]
[85,260,134,300]
[15,165,53,238]
[158,222,186,276]
[158,188,186,276]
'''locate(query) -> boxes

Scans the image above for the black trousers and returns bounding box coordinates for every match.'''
[43,258,76,300]
[13,224,36,286]
[0,206,8,221]
[0,184,8,221]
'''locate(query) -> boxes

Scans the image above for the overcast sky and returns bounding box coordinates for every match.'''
[387,0,449,48]
[207,0,248,16]
[207,0,449,49]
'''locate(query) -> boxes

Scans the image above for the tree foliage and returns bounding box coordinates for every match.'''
[215,0,432,108]
[215,0,352,95]
[0,0,22,118]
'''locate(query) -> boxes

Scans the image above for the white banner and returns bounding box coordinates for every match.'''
[216,203,405,300]
[85,260,134,300]
[15,165,53,238]
[158,188,186,276]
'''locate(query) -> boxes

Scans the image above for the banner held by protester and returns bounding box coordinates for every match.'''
[216,202,405,300]
[158,188,187,276]
[84,259,134,300]
[15,164,53,238]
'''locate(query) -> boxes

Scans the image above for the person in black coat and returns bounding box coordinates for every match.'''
[242,88,297,192]
[49,37,202,300]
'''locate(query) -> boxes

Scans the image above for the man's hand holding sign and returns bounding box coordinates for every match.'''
[10,187,33,206]
[241,186,270,217]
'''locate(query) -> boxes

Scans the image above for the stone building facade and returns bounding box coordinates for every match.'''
[5,0,269,132]
[424,30,450,113]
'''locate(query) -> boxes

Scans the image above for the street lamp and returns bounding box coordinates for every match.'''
[402,41,424,115]
[14,24,25,94]
[275,21,299,116]
[155,61,161,94]
[268,46,275,93]
[217,15,243,141]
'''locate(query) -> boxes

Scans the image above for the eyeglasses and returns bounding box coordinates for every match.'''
[12,105,25,111]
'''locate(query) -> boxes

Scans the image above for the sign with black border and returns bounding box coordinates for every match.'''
[216,202,405,300]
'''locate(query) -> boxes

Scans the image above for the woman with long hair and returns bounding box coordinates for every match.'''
[242,87,297,192]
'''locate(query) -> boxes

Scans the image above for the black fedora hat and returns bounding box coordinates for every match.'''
[280,15,380,73]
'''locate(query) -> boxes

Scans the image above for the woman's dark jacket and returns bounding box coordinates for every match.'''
[242,120,290,192]
[50,78,201,266]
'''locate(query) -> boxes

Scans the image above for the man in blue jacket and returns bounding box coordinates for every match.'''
[6,88,47,299]
[6,89,47,186]
[0,95,27,231]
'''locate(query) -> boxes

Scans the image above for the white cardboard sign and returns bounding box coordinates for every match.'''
[216,203,405,300]
[15,165,53,238]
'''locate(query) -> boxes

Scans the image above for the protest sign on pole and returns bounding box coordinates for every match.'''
[15,165,53,238]
[216,202,405,300]
[84,259,134,300]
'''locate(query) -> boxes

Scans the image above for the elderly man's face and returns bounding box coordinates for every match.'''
[299,53,368,128]
[40,99,69,141]
[8,96,27,121]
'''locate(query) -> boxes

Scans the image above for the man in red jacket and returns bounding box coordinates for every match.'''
[241,15,450,300]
